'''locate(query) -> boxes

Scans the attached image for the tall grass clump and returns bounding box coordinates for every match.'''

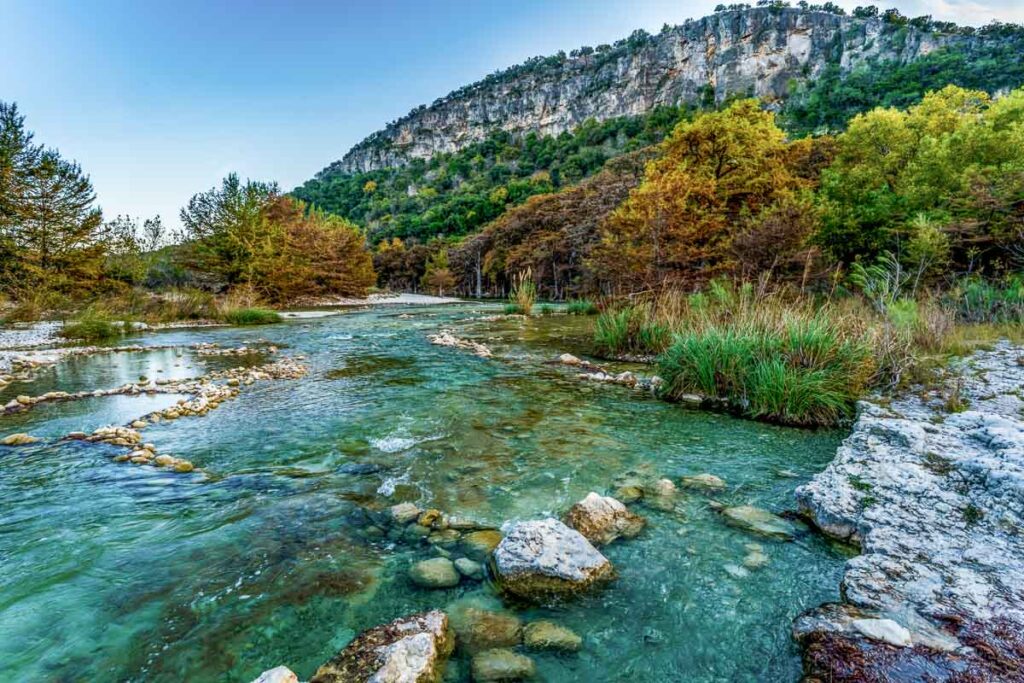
[60,307,128,343]
[566,298,599,315]
[219,307,282,326]
[508,269,537,316]
[657,306,875,427]
[593,304,671,356]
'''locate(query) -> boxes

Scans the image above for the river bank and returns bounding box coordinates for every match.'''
[794,341,1024,681]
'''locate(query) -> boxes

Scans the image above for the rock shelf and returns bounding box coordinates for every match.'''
[794,341,1024,680]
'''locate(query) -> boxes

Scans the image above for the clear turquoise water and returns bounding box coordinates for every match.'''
[0,305,848,682]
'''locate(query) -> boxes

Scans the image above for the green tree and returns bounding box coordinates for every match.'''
[179,173,280,284]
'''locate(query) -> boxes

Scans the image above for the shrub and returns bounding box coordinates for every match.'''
[219,308,282,326]
[60,308,126,342]
[539,303,555,315]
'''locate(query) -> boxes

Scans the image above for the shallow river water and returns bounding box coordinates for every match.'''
[0,304,849,682]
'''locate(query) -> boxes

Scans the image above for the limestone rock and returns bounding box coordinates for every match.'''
[470,649,535,682]
[523,621,582,652]
[450,607,522,654]
[1,433,39,446]
[563,492,645,545]
[453,557,484,580]
[390,502,422,525]
[680,473,726,491]
[409,558,460,589]
[460,529,503,561]
[311,610,454,683]
[491,518,614,601]
[720,505,797,540]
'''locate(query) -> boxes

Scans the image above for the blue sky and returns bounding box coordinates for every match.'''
[2,0,1021,229]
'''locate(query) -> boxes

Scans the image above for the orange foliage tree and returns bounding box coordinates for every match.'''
[593,100,819,293]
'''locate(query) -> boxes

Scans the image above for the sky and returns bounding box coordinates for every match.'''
[2,0,1022,229]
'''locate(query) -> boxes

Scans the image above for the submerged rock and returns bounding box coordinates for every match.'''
[450,606,522,654]
[680,473,726,491]
[453,557,484,580]
[1,433,39,446]
[390,502,421,525]
[409,557,460,589]
[563,492,645,545]
[250,666,298,683]
[522,621,582,652]
[460,529,503,561]
[720,505,797,540]
[491,518,614,601]
[470,649,536,682]
[311,610,454,683]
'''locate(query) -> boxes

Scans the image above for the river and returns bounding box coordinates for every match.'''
[0,303,849,681]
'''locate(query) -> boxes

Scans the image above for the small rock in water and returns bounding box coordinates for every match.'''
[451,607,522,653]
[523,621,582,652]
[564,491,645,545]
[743,549,770,569]
[250,666,298,683]
[390,502,421,524]
[720,505,798,540]
[680,473,726,491]
[471,648,535,682]
[1,433,39,446]
[310,610,454,683]
[558,353,582,366]
[614,485,644,504]
[723,563,750,580]
[460,529,503,561]
[650,478,676,496]
[852,618,912,647]
[454,557,484,580]
[337,462,384,475]
[409,557,460,589]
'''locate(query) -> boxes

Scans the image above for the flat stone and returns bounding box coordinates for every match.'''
[311,610,454,683]
[1,433,39,446]
[491,518,614,601]
[563,492,645,545]
[680,473,726,490]
[720,505,797,540]
[470,649,535,682]
[409,557,460,589]
[523,621,582,652]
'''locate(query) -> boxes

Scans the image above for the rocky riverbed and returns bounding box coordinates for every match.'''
[795,341,1024,681]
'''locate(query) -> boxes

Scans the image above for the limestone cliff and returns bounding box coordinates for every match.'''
[332,8,962,173]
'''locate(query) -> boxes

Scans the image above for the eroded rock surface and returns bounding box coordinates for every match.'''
[563,491,645,545]
[491,518,614,601]
[795,342,1024,680]
[311,610,454,683]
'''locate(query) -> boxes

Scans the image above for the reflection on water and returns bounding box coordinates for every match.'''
[0,305,847,681]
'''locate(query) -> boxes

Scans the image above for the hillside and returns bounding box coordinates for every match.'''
[294,6,1024,249]
[329,6,1006,174]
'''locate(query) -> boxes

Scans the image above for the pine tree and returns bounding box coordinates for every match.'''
[17,149,105,288]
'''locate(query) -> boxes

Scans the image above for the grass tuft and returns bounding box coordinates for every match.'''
[219,307,282,326]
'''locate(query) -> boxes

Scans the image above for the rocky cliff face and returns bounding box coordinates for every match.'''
[333,8,958,174]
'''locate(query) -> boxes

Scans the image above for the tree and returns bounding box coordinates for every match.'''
[15,150,105,289]
[593,100,812,291]
[179,173,280,285]
[421,249,456,296]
